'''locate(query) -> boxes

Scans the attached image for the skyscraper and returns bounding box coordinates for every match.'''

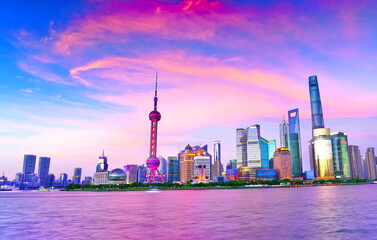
[73,168,82,184]
[167,156,180,183]
[331,132,351,178]
[349,145,363,179]
[260,137,270,168]
[287,108,302,177]
[124,165,138,183]
[145,74,163,183]
[236,128,247,168]
[273,148,292,180]
[180,145,195,183]
[158,156,168,181]
[309,75,325,130]
[213,140,222,177]
[137,164,148,183]
[96,151,108,172]
[38,157,50,187]
[365,148,377,180]
[247,125,261,168]
[23,155,36,182]
[279,116,289,148]
[268,140,276,161]
[313,128,334,179]
[194,155,211,182]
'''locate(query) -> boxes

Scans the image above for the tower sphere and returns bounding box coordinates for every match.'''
[149,110,161,122]
[146,156,160,168]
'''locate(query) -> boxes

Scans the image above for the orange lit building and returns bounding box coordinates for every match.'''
[273,148,292,180]
[180,145,210,183]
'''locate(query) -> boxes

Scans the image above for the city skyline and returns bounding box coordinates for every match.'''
[1,1,377,178]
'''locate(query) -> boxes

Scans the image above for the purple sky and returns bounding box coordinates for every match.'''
[1,0,377,179]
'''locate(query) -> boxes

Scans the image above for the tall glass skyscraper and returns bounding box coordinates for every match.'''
[309,75,325,130]
[279,116,289,148]
[38,157,50,187]
[313,128,334,179]
[287,108,302,177]
[73,168,82,184]
[247,125,261,168]
[268,140,276,161]
[213,140,222,177]
[285,133,301,178]
[348,145,363,179]
[260,137,269,168]
[236,128,247,168]
[23,155,36,175]
[331,132,351,178]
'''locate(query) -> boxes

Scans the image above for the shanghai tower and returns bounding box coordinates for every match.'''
[145,73,163,183]
[309,75,325,130]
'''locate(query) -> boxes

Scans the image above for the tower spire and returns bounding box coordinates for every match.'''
[154,71,158,110]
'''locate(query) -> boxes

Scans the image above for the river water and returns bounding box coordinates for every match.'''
[0,185,376,240]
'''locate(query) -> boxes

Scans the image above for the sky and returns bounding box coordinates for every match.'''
[1,0,377,179]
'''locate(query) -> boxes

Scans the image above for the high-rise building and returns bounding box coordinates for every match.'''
[229,159,237,169]
[349,145,363,179]
[285,133,301,178]
[260,137,270,168]
[73,168,82,184]
[38,157,50,187]
[279,116,289,148]
[46,174,55,187]
[23,154,36,182]
[365,148,377,180]
[268,140,276,161]
[246,125,262,168]
[167,157,180,183]
[313,128,334,179]
[287,108,302,177]
[180,145,195,183]
[124,165,138,183]
[194,155,211,182]
[236,128,247,168]
[158,156,168,181]
[331,132,351,178]
[96,151,108,172]
[60,173,68,187]
[309,75,325,130]
[137,164,148,183]
[273,148,292,180]
[213,141,222,178]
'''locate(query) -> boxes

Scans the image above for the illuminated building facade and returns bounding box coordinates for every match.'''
[158,156,168,181]
[167,157,180,182]
[348,145,363,179]
[313,128,334,179]
[124,165,138,183]
[331,131,351,178]
[268,140,276,161]
[260,137,269,168]
[273,148,292,180]
[38,157,50,187]
[237,167,258,182]
[285,133,301,178]
[194,155,211,182]
[257,169,277,180]
[137,164,148,183]
[145,74,163,183]
[109,168,127,184]
[96,151,108,172]
[365,148,377,180]
[247,125,261,168]
[279,116,289,148]
[180,145,196,183]
[236,128,247,168]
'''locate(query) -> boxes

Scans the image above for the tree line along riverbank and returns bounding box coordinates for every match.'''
[64,178,373,191]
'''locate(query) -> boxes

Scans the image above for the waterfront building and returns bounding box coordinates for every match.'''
[94,171,109,185]
[212,140,222,178]
[124,165,138,183]
[236,128,247,168]
[23,154,36,182]
[15,172,23,182]
[285,133,301,178]
[96,151,109,172]
[308,140,315,172]
[60,173,68,187]
[109,168,127,184]
[313,128,334,179]
[268,140,276,161]
[82,177,92,185]
[279,116,289,148]
[304,171,315,180]
[180,145,196,183]
[194,155,211,182]
[365,148,377,180]
[237,167,258,182]
[257,169,277,180]
[273,148,292,180]
[229,159,237,169]
[137,164,148,183]
[331,132,351,178]
[287,108,302,177]
[38,157,50,187]
[158,156,168,181]
[260,137,269,168]
[73,168,82,184]
[362,157,368,180]
[349,145,363,178]
[309,75,325,130]
[226,169,239,181]
[167,157,180,183]
[247,125,262,168]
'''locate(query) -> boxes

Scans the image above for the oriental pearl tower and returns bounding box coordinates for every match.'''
[145,73,163,183]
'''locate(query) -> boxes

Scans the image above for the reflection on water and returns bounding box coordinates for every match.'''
[0,185,376,240]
